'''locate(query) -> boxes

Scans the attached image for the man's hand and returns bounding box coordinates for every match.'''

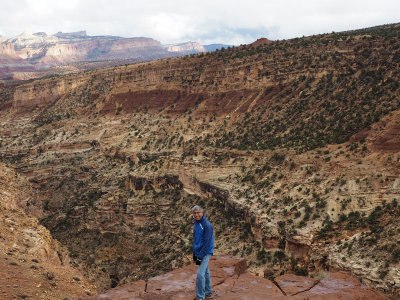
[195,257,202,265]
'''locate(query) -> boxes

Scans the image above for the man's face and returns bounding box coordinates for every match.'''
[193,210,203,221]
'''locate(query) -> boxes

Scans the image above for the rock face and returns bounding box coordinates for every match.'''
[0,163,96,299]
[75,256,387,300]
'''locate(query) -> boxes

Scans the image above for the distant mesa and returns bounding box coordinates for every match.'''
[164,42,235,53]
[165,41,206,53]
[0,30,231,82]
[55,30,88,38]
[33,32,48,37]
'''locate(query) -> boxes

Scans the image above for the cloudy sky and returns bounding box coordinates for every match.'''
[1,0,399,45]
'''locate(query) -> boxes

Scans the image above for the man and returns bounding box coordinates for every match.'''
[192,205,214,300]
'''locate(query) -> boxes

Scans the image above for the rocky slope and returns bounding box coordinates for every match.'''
[0,163,96,299]
[0,23,400,298]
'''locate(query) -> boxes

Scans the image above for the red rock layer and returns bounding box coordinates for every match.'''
[76,256,387,300]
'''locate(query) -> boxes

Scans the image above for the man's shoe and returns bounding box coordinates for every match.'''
[205,292,213,298]
[194,297,204,300]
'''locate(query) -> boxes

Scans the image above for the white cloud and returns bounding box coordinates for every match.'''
[145,13,195,42]
[0,0,399,44]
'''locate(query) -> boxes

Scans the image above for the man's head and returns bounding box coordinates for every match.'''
[192,205,204,221]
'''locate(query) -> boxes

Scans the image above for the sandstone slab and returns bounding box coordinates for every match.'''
[214,272,284,299]
[80,280,146,300]
[76,256,388,300]
[77,256,247,300]
[301,271,387,300]
[274,273,319,296]
[146,255,246,296]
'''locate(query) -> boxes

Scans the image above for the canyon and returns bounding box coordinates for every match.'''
[0,23,400,299]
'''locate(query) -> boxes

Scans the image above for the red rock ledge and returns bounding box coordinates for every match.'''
[76,256,387,300]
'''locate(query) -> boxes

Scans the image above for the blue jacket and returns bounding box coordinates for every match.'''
[193,214,214,259]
